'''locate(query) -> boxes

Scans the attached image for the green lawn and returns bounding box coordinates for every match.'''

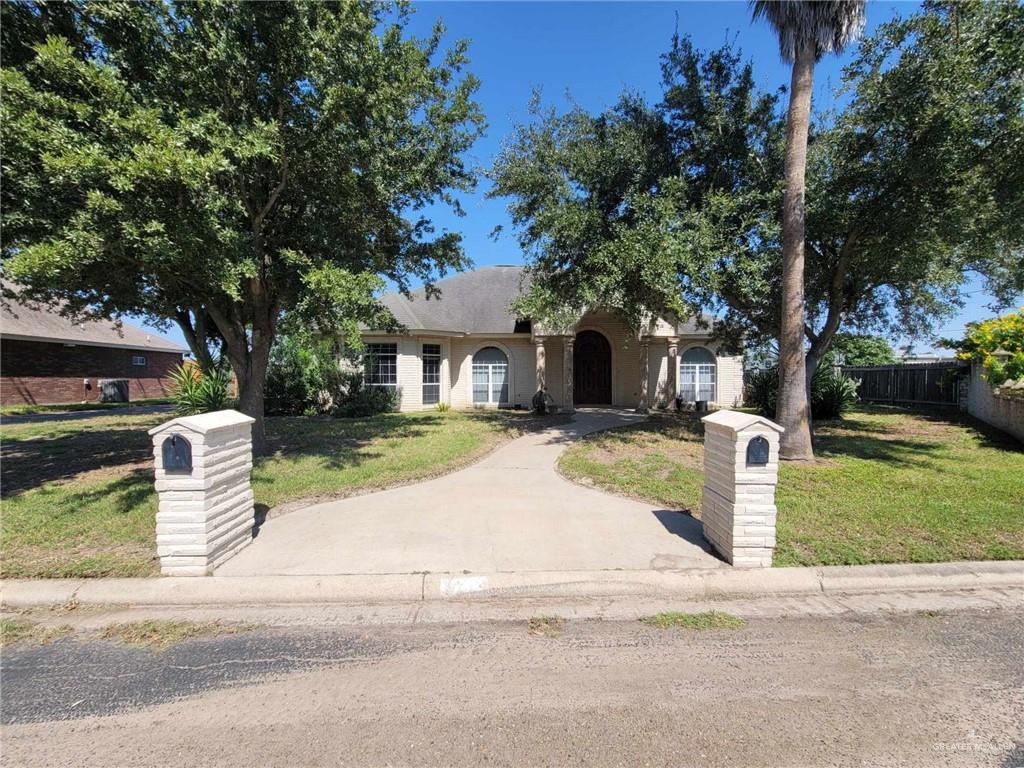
[0,409,539,578]
[559,407,1024,567]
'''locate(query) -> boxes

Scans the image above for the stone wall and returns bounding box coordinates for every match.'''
[967,364,1024,443]
[701,411,782,568]
[151,412,255,576]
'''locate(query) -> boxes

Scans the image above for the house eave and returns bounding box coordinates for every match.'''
[0,332,186,354]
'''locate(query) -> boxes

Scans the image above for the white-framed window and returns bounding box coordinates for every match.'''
[422,344,441,405]
[131,354,147,367]
[472,346,509,405]
[364,343,397,388]
[679,346,716,403]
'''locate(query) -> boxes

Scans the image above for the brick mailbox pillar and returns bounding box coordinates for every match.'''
[149,409,256,576]
[700,409,784,568]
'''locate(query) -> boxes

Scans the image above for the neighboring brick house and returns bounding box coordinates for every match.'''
[361,265,744,412]
[1,291,185,406]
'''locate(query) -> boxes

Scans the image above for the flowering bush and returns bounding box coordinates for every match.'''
[947,309,1024,386]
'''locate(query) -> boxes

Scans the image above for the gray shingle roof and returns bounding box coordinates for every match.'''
[379,265,529,334]
[376,265,714,336]
[1,287,186,353]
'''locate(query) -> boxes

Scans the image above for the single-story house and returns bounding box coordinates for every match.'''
[1,288,186,406]
[362,265,743,412]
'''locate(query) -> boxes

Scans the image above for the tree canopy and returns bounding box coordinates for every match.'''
[2,1,484,449]
[823,334,897,367]
[490,0,1023,378]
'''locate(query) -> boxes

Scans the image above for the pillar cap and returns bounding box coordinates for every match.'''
[701,409,785,434]
[149,409,255,437]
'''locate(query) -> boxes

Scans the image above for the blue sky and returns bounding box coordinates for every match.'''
[144,1,1007,355]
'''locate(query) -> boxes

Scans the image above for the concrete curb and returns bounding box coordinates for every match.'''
[1,561,1020,609]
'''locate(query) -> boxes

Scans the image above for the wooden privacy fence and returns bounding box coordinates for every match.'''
[841,362,968,406]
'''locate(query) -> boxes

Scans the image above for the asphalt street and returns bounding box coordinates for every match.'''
[1,608,1022,767]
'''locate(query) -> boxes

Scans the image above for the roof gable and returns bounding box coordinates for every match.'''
[372,265,718,337]
[377,265,528,335]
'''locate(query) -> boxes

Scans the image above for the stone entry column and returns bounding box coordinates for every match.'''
[637,339,650,413]
[700,410,784,568]
[666,336,680,409]
[149,410,256,576]
[562,335,575,414]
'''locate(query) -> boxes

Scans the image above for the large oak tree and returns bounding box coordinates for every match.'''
[2,1,484,451]
[490,1,1022,438]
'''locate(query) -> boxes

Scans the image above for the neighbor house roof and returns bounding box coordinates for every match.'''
[1,287,186,353]
[374,265,715,336]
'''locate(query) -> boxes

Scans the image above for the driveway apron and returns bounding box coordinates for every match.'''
[217,408,723,575]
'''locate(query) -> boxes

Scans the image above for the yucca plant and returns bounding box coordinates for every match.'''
[169,362,234,416]
[746,365,859,421]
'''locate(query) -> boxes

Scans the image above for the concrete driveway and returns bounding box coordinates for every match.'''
[217,408,723,576]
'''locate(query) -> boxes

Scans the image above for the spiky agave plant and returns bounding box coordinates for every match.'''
[169,361,234,416]
[750,0,865,460]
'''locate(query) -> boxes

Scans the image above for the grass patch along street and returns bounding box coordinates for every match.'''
[0,617,73,648]
[1,409,542,579]
[640,611,746,630]
[527,616,566,638]
[95,620,255,649]
[559,406,1024,567]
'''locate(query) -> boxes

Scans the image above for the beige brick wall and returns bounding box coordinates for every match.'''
[362,315,744,412]
[651,339,744,409]
[450,337,536,409]
[967,364,1024,443]
[716,353,745,407]
[701,417,780,568]
[151,415,255,576]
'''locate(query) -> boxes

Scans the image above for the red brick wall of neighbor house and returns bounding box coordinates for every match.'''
[0,339,183,406]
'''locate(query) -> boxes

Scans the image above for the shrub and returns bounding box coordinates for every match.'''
[745,367,778,418]
[812,368,859,419]
[330,369,399,417]
[435,401,451,412]
[264,334,398,418]
[169,363,233,416]
[944,309,1024,386]
[745,365,858,420]
[265,335,338,416]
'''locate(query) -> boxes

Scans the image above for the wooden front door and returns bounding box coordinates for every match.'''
[573,330,612,404]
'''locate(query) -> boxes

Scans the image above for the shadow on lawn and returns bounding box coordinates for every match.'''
[814,406,1022,464]
[260,411,537,471]
[577,412,705,448]
[581,405,1021,470]
[1,410,543,499]
[0,428,154,497]
[59,469,154,515]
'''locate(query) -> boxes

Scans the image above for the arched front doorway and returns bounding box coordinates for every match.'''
[574,330,612,404]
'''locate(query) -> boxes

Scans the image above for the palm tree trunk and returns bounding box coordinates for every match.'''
[776,44,815,460]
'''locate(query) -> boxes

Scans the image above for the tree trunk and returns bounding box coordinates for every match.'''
[228,335,271,456]
[775,46,816,461]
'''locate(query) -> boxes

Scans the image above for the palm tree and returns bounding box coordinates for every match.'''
[751,0,865,460]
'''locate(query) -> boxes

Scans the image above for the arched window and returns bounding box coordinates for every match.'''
[679,346,716,403]
[472,347,509,404]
